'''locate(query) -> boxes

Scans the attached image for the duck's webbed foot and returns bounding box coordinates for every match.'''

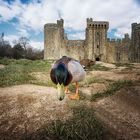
[68,82,79,100]
[69,94,79,100]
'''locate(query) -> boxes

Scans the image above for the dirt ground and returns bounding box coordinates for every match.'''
[94,86,140,139]
[0,62,140,139]
[0,85,72,139]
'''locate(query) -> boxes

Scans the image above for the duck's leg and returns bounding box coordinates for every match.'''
[65,86,70,94]
[69,82,79,100]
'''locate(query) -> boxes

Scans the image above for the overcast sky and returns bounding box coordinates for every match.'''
[0,0,140,50]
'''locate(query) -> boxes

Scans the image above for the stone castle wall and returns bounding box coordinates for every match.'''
[63,40,86,60]
[44,18,140,63]
[130,23,140,63]
[107,34,131,63]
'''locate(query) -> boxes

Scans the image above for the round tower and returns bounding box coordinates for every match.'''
[44,19,64,60]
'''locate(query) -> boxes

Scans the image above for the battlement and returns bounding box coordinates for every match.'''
[107,33,130,43]
[44,23,58,29]
[87,18,93,25]
[44,19,64,30]
[57,19,64,27]
[87,18,109,29]
[124,33,129,39]
[132,22,140,30]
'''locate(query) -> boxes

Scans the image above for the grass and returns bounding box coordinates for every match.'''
[90,80,133,101]
[83,77,113,86]
[85,77,103,85]
[114,63,134,70]
[91,64,111,71]
[0,65,33,86]
[0,58,52,87]
[24,106,104,140]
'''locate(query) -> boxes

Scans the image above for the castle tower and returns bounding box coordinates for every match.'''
[130,23,140,63]
[44,19,64,60]
[86,18,94,60]
[86,18,109,61]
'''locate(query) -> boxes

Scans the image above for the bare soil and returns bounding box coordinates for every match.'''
[0,85,72,139]
[94,86,140,139]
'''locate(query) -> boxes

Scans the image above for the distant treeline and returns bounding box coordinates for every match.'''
[0,33,44,60]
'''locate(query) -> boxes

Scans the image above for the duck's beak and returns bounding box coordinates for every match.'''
[57,83,65,101]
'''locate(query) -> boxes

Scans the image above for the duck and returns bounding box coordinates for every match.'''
[50,56,86,101]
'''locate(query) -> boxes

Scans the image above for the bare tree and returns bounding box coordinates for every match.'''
[0,33,12,58]
[0,32,4,45]
[18,37,29,52]
[12,43,24,59]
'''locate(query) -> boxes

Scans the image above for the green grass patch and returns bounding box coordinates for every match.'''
[82,77,114,86]
[86,77,103,85]
[87,77,102,85]
[114,63,134,69]
[91,80,133,101]
[91,64,111,71]
[0,57,14,65]
[0,58,51,87]
[0,65,33,87]
[25,106,104,140]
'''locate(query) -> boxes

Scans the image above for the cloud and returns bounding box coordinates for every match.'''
[4,34,18,46]
[18,0,60,31]
[0,0,140,39]
[30,40,44,50]
[66,31,85,40]
[0,0,23,22]
[17,28,30,37]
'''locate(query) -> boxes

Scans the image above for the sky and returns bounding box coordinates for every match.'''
[0,0,140,50]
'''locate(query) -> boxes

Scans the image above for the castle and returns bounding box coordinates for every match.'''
[44,18,140,63]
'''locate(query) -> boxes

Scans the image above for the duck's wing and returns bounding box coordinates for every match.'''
[54,56,72,66]
[68,60,86,83]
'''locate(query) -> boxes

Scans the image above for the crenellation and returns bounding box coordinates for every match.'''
[44,23,58,29]
[57,19,64,27]
[124,33,129,39]
[87,18,93,27]
[132,23,140,29]
[93,21,109,29]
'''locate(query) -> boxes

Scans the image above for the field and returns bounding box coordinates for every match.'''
[0,58,140,140]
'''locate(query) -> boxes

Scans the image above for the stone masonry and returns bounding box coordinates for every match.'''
[44,18,140,63]
[130,23,140,63]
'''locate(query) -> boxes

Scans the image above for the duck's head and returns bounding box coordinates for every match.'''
[55,63,68,101]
